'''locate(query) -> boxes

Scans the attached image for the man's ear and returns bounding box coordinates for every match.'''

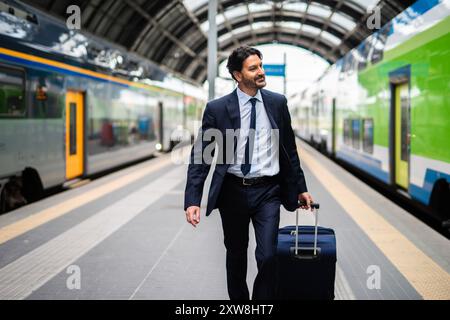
[232,71,242,82]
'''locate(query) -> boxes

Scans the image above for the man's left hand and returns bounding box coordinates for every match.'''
[298,192,314,211]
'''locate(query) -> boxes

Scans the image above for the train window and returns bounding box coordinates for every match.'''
[401,96,409,162]
[0,66,25,117]
[363,118,374,154]
[43,76,64,119]
[341,55,349,74]
[29,74,64,119]
[343,53,355,76]
[343,119,351,145]
[319,94,325,115]
[357,42,370,71]
[69,103,77,155]
[312,94,319,116]
[371,24,390,65]
[352,119,360,149]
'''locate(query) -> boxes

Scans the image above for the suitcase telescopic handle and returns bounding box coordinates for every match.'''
[295,202,319,256]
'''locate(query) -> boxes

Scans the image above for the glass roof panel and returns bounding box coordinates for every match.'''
[301,25,321,36]
[200,13,227,32]
[189,0,364,44]
[252,21,274,30]
[320,31,342,46]
[330,12,356,30]
[183,0,207,12]
[183,0,379,14]
[248,3,273,13]
[356,0,380,10]
[200,20,209,33]
[278,21,302,30]
[307,3,332,19]
[216,13,225,26]
[282,2,307,13]
[218,31,233,43]
[232,25,252,35]
[224,5,248,20]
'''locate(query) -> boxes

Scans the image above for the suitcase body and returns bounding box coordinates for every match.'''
[275,224,336,299]
[272,203,336,300]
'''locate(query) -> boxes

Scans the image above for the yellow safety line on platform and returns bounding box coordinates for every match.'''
[0,156,173,245]
[299,143,450,300]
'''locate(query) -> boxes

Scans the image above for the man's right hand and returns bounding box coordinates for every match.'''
[185,206,201,227]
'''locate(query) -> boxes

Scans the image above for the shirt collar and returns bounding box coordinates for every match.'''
[236,86,262,107]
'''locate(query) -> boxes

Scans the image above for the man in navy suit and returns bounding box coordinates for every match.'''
[184,46,313,300]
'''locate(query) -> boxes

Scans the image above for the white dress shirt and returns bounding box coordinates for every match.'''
[227,87,280,178]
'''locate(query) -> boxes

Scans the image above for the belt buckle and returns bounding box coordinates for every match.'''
[242,178,252,186]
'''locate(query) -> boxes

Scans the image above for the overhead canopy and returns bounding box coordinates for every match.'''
[22,0,416,84]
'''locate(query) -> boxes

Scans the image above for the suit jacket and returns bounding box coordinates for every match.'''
[184,88,308,216]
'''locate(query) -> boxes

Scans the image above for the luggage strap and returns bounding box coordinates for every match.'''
[294,203,320,256]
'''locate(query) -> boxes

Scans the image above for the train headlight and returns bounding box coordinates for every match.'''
[156,143,162,151]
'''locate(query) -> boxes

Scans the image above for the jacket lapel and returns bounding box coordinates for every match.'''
[260,89,279,130]
[225,89,240,130]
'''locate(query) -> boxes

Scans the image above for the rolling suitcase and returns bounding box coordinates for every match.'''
[275,203,336,300]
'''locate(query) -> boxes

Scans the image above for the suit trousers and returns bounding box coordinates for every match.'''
[217,174,281,300]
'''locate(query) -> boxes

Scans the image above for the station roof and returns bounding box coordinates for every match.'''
[23,0,416,84]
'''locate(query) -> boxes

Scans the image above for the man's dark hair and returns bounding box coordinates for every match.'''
[226,46,263,81]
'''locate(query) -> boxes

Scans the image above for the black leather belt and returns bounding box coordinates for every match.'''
[225,173,278,186]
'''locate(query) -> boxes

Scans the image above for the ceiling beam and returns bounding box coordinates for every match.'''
[185,27,338,81]
[125,0,197,58]
[308,0,344,55]
[195,34,335,83]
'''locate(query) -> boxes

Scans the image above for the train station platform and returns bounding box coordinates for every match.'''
[0,139,449,300]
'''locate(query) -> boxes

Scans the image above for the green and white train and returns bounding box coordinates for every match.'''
[291,0,450,226]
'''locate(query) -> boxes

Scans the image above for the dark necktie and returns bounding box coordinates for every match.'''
[241,97,257,176]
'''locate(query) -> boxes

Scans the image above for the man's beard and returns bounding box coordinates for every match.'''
[242,75,266,89]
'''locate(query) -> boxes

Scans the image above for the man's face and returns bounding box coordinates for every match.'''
[233,54,266,90]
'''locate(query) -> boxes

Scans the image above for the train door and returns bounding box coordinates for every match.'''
[331,98,337,156]
[305,107,309,139]
[389,67,411,190]
[394,83,410,189]
[65,91,84,180]
[157,101,164,150]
